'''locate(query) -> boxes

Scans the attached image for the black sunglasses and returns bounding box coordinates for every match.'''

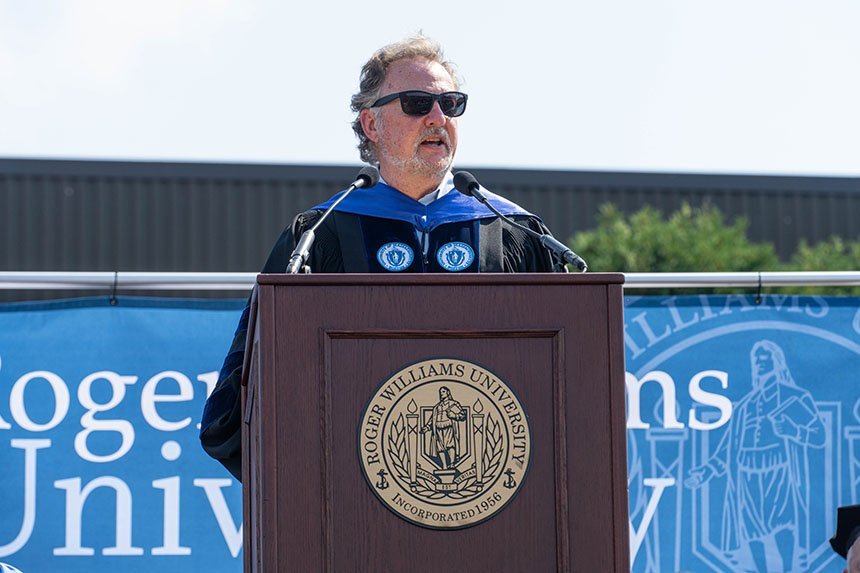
[370,90,468,118]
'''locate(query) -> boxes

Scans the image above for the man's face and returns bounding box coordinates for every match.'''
[360,57,459,184]
[440,388,450,400]
[754,347,775,378]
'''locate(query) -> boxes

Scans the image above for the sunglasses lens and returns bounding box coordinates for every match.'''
[439,93,466,117]
[400,93,434,116]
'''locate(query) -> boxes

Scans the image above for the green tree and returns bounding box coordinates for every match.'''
[782,237,860,295]
[570,203,780,273]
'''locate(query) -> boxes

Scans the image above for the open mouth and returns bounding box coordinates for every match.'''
[420,137,448,150]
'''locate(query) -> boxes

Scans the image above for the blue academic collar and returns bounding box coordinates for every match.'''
[312,179,536,233]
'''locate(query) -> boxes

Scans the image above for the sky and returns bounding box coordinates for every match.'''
[1,0,859,176]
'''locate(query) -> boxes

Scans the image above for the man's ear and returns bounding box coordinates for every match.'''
[360,109,380,144]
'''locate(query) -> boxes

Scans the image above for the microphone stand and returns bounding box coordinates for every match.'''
[454,174,587,272]
[286,167,379,274]
[484,198,585,272]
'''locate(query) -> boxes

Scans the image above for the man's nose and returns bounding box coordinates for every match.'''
[423,101,447,126]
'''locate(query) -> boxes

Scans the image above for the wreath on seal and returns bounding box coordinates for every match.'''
[386,412,505,500]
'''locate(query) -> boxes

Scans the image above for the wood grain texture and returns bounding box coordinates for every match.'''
[244,274,629,572]
[553,327,570,572]
[607,284,631,571]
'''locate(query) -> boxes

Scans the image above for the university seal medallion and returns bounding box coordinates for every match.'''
[358,358,531,529]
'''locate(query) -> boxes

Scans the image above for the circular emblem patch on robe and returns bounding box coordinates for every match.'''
[358,358,531,529]
[436,241,475,272]
[376,242,414,272]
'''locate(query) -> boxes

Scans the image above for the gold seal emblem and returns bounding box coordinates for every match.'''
[358,358,531,529]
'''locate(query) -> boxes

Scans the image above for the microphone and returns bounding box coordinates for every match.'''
[352,165,381,189]
[453,171,588,272]
[286,166,380,274]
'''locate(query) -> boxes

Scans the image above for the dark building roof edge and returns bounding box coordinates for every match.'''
[1,157,859,193]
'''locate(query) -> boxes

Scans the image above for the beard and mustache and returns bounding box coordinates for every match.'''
[374,117,454,181]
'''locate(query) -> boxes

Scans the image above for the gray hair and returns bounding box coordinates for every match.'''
[350,34,461,164]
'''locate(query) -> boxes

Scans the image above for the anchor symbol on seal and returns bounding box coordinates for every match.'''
[503,469,517,489]
[376,469,390,490]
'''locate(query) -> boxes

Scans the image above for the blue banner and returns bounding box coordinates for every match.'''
[0,298,245,573]
[626,294,860,573]
[0,294,858,572]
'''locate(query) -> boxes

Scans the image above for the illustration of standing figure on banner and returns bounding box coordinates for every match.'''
[687,340,826,572]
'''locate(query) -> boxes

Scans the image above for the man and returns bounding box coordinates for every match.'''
[685,340,825,572]
[200,35,559,479]
[832,505,860,573]
[420,387,466,469]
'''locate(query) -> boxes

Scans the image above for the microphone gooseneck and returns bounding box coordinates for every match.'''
[453,170,588,272]
[286,165,380,274]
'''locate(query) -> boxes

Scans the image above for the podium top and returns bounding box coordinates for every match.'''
[257,272,624,286]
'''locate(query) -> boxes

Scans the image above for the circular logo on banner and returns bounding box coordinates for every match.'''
[358,358,531,529]
[376,242,414,272]
[436,242,474,272]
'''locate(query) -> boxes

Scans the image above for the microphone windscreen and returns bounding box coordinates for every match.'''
[356,165,380,188]
[453,171,479,196]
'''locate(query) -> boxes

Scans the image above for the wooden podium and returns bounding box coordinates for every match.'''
[242,274,629,572]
